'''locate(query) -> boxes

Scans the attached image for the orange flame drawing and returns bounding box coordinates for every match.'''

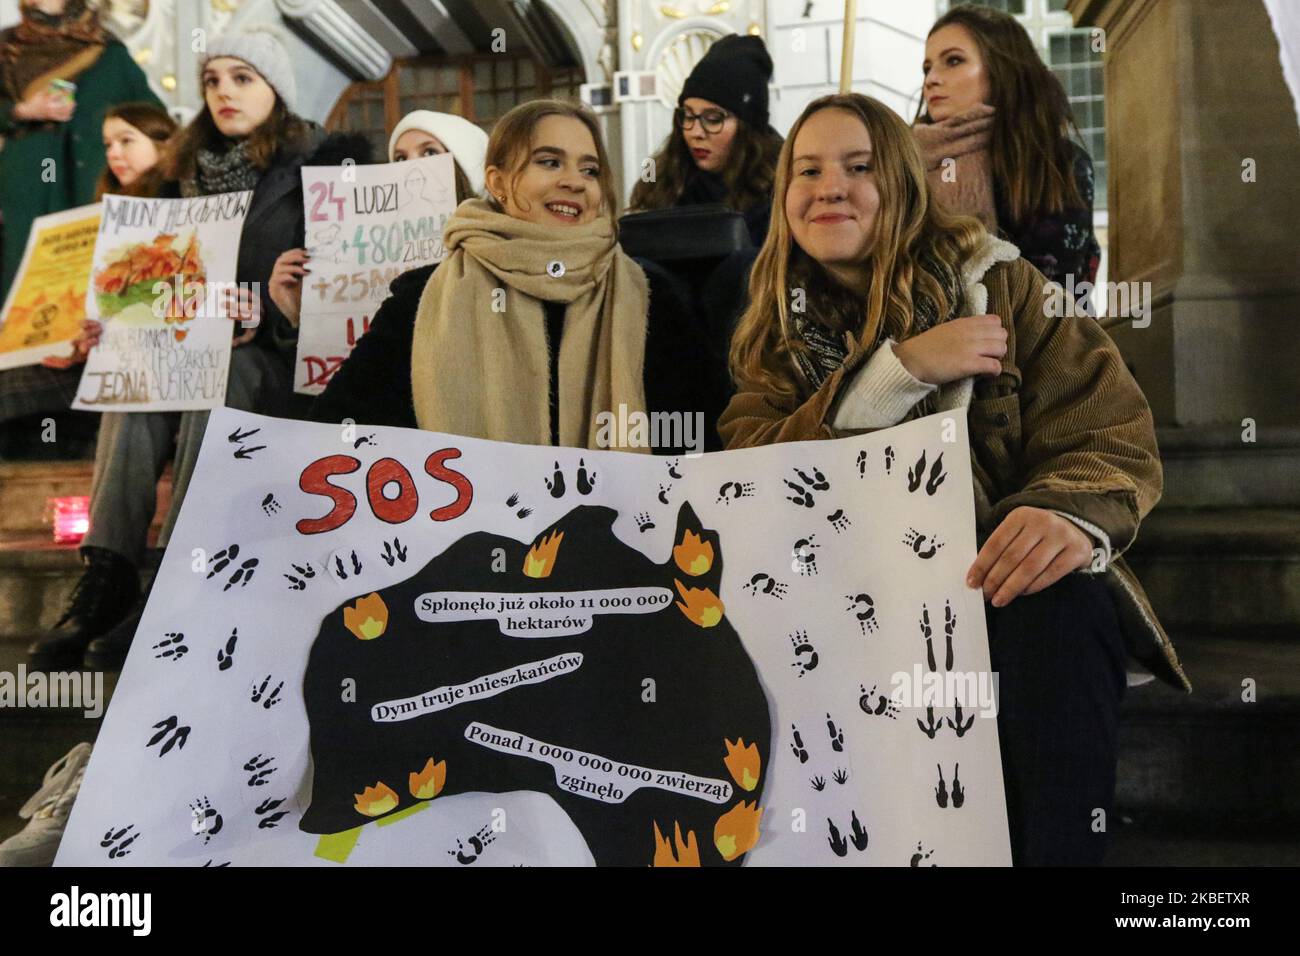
[672,529,714,576]
[343,592,389,640]
[409,758,447,800]
[652,821,701,867]
[723,738,761,792]
[674,579,724,627]
[714,801,763,862]
[353,781,399,817]
[524,529,564,579]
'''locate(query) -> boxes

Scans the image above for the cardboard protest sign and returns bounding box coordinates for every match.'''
[71,192,252,412]
[0,204,101,371]
[294,153,456,395]
[56,409,1010,867]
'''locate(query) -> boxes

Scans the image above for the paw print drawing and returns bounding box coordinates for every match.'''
[910,841,936,866]
[575,459,597,495]
[791,534,821,576]
[284,561,315,590]
[789,630,819,677]
[885,445,895,474]
[380,538,408,566]
[845,592,879,634]
[260,493,281,516]
[811,775,826,792]
[919,603,938,673]
[783,465,828,507]
[544,462,566,498]
[947,702,975,738]
[826,713,844,751]
[827,811,868,857]
[943,600,957,670]
[744,572,788,599]
[216,628,237,671]
[716,480,756,505]
[207,544,258,590]
[101,824,138,859]
[152,632,187,661]
[634,512,654,533]
[907,450,947,496]
[832,767,850,785]
[902,527,945,559]
[917,706,944,739]
[189,796,224,844]
[666,458,683,480]
[657,483,672,505]
[504,493,532,520]
[858,683,901,720]
[449,823,499,865]
[856,449,867,478]
[254,797,290,829]
[244,754,277,787]
[827,509,852,533]
[789,723,810,763]
[146,715,190,756]
[250,675,283,710]
[331,550,363,581]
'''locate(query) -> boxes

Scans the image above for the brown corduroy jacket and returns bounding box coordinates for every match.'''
[719,240,1190,692]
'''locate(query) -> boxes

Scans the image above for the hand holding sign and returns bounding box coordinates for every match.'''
[269,248,311,328]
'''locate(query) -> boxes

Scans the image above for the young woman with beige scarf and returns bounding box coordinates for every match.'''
[311,99,725,455]
[913,6,1101,295]
[721,93,1186,866]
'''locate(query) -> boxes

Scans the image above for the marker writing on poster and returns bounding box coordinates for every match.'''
[464,722,734,805]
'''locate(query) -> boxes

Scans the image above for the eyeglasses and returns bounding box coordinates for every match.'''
[674,107,731,134]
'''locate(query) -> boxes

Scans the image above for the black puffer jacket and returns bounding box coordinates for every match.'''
[310,258,727,454]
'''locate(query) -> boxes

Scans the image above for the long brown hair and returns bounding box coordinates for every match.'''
[730,94,985,401]
[95,102,176,199]
[164,94,312,184]
[916,5,1085,225]
[484,99,619,219]
[628,115,783,214]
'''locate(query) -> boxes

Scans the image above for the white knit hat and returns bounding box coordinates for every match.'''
[387,110,489,196]
[201,30,297,111]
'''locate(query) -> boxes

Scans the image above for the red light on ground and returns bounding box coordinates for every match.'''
[51,496,90,545]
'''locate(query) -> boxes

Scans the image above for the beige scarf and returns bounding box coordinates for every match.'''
[913,104,997,232]
[411,198,651,450]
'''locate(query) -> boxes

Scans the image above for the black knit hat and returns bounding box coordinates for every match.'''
[678,34,774,130]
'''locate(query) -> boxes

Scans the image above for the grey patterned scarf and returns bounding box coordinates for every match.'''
[791,252,963,412]
[182,140,261,197]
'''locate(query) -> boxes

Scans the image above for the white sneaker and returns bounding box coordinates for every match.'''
[0,742,93,867]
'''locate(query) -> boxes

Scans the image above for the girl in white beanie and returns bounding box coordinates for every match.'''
[388,109,488,203]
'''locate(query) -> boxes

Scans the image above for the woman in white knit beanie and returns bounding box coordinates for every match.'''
[388,109,488,203]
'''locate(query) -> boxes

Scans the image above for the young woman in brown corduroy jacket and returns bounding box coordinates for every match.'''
[721,93,1187,866]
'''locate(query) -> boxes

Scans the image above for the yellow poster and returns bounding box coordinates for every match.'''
[0,203,102,371]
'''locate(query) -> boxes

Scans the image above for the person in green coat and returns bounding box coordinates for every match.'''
[0,0,162,297]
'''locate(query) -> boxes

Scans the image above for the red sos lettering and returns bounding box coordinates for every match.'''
[295,449,473,535]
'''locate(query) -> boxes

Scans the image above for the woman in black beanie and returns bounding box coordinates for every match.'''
[628,33,783,246]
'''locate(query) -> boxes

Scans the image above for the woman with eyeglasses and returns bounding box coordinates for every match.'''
[628,34,783,246]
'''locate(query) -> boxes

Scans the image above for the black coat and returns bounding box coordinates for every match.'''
[310,258,727,454]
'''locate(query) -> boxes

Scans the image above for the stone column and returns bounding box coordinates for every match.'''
[1070,0,1300,428]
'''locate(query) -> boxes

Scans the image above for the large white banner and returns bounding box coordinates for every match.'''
[72,192,251,412]
[57,409,1010,867]
[294,153,456,395]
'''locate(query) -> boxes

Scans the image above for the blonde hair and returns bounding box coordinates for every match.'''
[730,93,986,400]
[484,99,619,219]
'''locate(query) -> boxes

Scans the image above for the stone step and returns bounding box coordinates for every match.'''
[0,541,156,642]
[0,460,170,540]
[1124,507,1300,638]
[1116,634,1300,824]
[1157,425,1300,509]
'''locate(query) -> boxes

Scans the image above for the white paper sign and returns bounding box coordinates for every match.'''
[294,154,456,395]
[56,409,1010,867]
[72,192,251,412]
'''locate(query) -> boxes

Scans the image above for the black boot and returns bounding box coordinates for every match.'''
[83,598,148,672]
[27,547,139,672]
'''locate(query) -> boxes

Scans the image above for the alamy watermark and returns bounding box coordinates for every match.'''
[594,404,706,456]
[888,665,999,719]
[0,666,103,718]
[1043,275,1152,328]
